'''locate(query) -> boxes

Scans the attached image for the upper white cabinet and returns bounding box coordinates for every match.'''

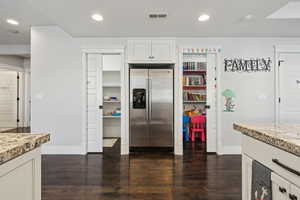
[127,39,176,63]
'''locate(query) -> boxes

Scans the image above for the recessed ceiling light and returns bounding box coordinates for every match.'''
[198,14,210,22]
[92,14,104,22]
[6,19,19,25]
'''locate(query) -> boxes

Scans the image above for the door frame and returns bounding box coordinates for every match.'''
[274,45,300,124]
[178,46,222,154]
[0,64,27,128]
[82,48,125,154]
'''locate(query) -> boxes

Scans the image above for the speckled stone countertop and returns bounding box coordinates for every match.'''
[234,123,300,157]
[0,133,50,165]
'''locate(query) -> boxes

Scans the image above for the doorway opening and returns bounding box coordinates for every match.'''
[275,46,300,123]
[181,48,218,154]
[0,70,23,132]
[83,49,125,154]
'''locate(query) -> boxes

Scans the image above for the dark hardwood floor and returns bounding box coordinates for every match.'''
[42,140,241,200]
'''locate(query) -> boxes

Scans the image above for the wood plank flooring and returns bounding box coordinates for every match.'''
[42,140,241,200]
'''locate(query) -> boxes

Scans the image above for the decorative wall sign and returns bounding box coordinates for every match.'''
[224,58,271,72]
[222,89,235,112]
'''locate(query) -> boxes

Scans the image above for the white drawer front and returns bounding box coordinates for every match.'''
[243,135,300,187]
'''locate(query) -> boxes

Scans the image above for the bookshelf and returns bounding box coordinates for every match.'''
[182,53,207,114]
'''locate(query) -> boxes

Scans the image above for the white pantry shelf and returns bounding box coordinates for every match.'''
[103,115,121,119]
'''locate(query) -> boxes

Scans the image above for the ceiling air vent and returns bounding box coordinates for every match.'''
[148,13,168,19]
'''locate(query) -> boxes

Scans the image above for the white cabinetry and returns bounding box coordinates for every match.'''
[242,154,253,200]
[272,173,300,200]
[0,148,41,200]
[127,40,151,62]
[241,135,300,200]
[127,39,175,63]
[272,173,290,200]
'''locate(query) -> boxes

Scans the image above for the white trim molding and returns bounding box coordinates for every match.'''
[42,144,86,155]
[82,48,125,155]
[178,46,222,155]
[219,145,242,155]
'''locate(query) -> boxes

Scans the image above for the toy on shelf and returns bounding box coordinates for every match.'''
[104,108,121,117]
[104,96,119,101]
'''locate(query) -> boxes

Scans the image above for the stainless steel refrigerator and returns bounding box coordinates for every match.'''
[129,65,174,148]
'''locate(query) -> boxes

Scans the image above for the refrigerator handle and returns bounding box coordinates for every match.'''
[149,78,152,121]
[146,78,149,121]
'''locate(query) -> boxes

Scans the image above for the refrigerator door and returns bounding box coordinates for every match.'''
[130,69,149,147]
[149,69,173,147]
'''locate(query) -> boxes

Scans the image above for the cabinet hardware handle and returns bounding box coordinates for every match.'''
[279,187,287,193]
[289,194,298,200]
[272,159,300,177]
[99,105,103,109]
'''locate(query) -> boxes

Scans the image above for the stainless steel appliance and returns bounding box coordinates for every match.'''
[130,65,174,148]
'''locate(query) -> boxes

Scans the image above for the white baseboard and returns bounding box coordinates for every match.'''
[175,144,183,155]
[42,144,86,155]
[218,145,241,155]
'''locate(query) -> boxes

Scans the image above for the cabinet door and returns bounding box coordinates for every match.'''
[271,173,290,200]
[151,40,175,63]
[290,184,300,200]
[127,40,151,62]
[242,154,253,200]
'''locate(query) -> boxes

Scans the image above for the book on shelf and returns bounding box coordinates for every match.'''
[183,75,206,86]
[183,61,207,71]
[183,92,206,101]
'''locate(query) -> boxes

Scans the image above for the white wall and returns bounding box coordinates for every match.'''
[177,38,300,153]
[31,25,300,154]
[31,26,84,154]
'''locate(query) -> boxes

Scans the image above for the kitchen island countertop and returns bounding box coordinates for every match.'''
[0,133,50,165]
[234,123,300,157]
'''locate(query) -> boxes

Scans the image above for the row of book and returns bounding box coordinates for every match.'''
[183,75,206,86]
[183,92,206,101]
[183,62,207,71]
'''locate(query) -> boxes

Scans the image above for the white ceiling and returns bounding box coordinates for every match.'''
[268,2,300,19]
[0,0,300,45]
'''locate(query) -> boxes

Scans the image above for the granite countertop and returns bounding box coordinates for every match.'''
[0,133,50,165]
[234,123,300,157]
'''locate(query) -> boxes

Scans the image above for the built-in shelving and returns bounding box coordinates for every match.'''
[183,70,206,75]
[102,54,122,138]
[103,101,120,103]
[103,115,121,119]
[183,52,207,113]
[103,84,121,88]
[183,85,206,90]
[183,101,206,104]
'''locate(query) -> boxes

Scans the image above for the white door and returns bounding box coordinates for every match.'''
[206,54,217,152]
[151,40,175,62]
[242,154,253,200]
[279,53,300,123]
[271,173,290,200]
[87,54,103,152]
[0,70,18,128]
[127,40,151,62]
